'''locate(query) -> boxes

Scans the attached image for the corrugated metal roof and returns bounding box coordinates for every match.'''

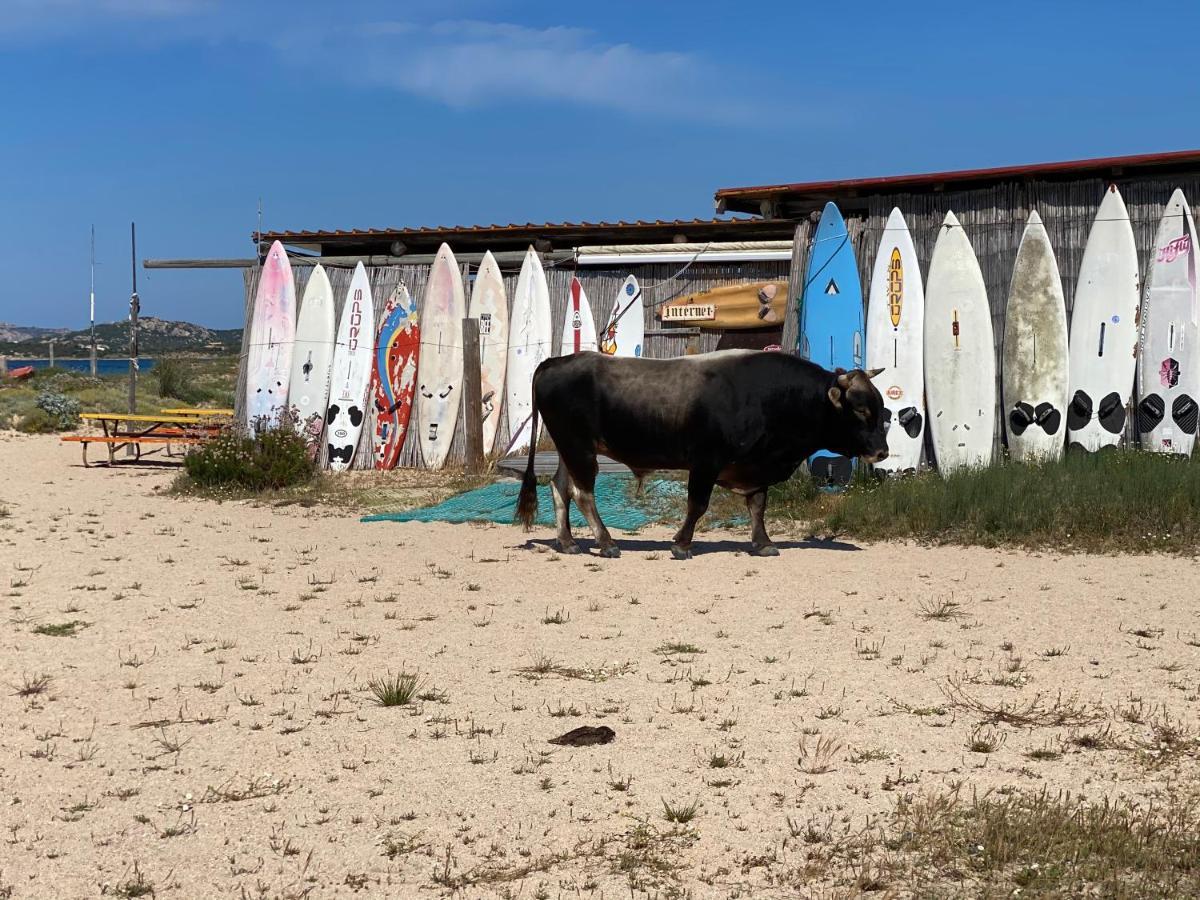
[715,149,1200,214]
[257,217,791,242]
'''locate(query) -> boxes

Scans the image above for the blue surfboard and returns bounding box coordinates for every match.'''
[799,202,864,483]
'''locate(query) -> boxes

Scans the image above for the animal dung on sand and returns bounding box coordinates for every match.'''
[548,725,616,746]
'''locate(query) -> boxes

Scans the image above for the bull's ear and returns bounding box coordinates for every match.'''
[827,385,844,410]
[865,367,885,379]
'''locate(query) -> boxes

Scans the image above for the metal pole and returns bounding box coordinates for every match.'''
[129,222,139,419]
[48,340,55,369]
[90,225,97,377]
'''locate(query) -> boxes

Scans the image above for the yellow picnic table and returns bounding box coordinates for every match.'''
[62,412,227,466]
[159,407,234,417]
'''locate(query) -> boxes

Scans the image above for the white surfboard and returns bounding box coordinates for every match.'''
[866,208,925,474]
[600,275,644,358]
[287,264,336,453]
[418,244,467,469]
[469,251,509,455]
[1003,211,1069,462]
[326,262,375,471]
[560,276,598,355]
[1067,186,1141,452]
[924,211,996,473]
[245,240,296,429]
[505,247,553,453]
[1137,188,1199,455]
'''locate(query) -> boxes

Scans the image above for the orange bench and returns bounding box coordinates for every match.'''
[60,434,204,467]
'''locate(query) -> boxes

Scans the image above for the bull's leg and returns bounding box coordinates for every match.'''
[550,461,580,554]
[672,470,716,560]
[568,460,619,558]
[746,488,779,556]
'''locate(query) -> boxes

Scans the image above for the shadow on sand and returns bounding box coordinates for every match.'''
[522,536,862,556]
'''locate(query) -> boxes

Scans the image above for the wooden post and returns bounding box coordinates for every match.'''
[461,317,484,473]
[48,340,55,368]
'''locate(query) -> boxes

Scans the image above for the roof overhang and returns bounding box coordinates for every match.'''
[714,149,1200,217]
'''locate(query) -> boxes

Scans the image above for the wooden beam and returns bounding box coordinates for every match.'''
[461,318,484,474]
[144,250,575,269]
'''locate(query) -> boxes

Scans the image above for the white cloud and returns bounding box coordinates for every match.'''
[281,19,750,122]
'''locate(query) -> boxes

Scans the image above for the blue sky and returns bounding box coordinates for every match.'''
[2,0,1197,329]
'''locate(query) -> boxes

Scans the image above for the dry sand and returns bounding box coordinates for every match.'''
[1,432,1198,898]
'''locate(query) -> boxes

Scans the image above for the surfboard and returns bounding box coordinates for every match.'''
[1003,210,1068,463]
[371,283,420,470]
[866,208,924,474]
[600,275,644,358]
[245,240,296,429]
[657,281,788,330]
[469,251,509,455]
[287,263,335,457]
[1137,188,1199,455]
[418,244,467,469]
[506,247,553,453]
[326,262,375,472]
[801,202,864,482]
[561,276,599,354]
[1067,186,1141,452]
[924,211,996,473]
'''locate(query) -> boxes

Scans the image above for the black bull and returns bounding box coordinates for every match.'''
[515,350,889,559]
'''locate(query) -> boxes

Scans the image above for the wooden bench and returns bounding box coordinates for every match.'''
[61,434,204,466]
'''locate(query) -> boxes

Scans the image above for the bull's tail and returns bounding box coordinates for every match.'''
[515,398,540,530]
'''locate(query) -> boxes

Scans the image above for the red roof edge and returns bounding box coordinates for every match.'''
[714,149,1200,201]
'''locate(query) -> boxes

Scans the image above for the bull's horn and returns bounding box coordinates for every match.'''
[836,371,852,389]
[865,367,885,379]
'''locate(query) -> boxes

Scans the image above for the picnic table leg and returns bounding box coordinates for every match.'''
[81,440,89,467]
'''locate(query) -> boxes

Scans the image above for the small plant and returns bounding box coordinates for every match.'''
[367,670,427,707]
[33,620,88,637]
[662,796,699,823]
[12,672,52,698]
[967,725,1006,753]
[798,735,842,774]
[918,597,967,621]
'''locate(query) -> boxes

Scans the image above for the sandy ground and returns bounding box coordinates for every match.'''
[2,432,1199,899]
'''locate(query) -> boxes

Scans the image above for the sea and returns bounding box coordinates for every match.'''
[6,358,157,375]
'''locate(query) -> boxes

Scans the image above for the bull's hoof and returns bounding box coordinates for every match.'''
[671,545,693,561]
[558,541,583,555]
[598,545,621,559]
[751,543,780,557]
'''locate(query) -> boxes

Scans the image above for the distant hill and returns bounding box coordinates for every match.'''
[0,322,70,343]
[0,317,243,357]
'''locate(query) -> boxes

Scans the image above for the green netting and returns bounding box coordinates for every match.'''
[361,474,682,532]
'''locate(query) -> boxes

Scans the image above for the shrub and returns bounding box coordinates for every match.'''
[183,419,314,491]
[29,390,81,431]
[15,407,57,434]
[155,357,192,400]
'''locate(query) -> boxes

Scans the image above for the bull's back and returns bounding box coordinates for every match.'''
[532,351,801,468]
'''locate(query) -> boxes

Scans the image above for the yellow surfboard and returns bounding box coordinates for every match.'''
[658,281,788,330]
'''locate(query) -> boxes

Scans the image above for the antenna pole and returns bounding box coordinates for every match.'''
[90,225,97,377]
[128,222,139,421]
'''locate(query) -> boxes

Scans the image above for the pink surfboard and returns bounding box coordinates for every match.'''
[244,240,296,429]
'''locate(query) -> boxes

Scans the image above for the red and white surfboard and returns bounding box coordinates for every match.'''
[560,276,598,354]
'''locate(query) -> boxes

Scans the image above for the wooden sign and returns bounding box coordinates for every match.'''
[662,303,716,322]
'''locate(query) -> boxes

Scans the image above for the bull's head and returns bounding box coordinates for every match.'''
[826,368,889,464]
